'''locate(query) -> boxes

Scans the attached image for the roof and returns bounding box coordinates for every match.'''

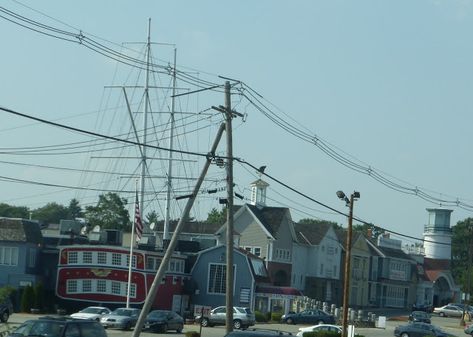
[294,222,332,245]
[0,218,43,244]
[423,258,450,271]
[379,246,413,260]
[246,204,289,238]
[256,285,303,296]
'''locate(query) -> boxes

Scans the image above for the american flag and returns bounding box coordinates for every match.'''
[134,192,143,243]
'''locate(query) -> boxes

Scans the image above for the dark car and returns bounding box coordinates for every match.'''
[394,322,456,337]
[408,311,431,324]
[143,310,184,333]
[224,328,293,337]
[412,303,433,313]
[7,316,107,337]
[0,298,13,322]
[281,309,335,325]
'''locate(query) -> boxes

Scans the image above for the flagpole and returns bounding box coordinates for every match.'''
[126,180,138,308]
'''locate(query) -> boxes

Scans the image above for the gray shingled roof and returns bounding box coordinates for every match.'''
[294,222,332,245]
[246,204,288,238]
[0,218,43,244]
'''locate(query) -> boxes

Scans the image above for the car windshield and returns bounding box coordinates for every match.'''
[148,311,168,318]
[113,309,132,316]
[14,321,65,337]
[80,308,101,314]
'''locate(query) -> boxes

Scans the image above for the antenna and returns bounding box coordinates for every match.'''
[92,225,101,232]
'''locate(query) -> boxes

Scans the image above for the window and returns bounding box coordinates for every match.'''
[112,253,121,266]
[126,255,137,268]
[68,251,78,264]
[254,247,261,257]
[82,280,92,293]
[97,280,106,293]
[245,247,252,252]
[128,284,136,298]
[83,252,92,264]
[97,252,107,264]
[28,249,36,268]
[111,281,121,295]
[146,257,155,270]
[208,263,234,294]
[170,261,175,271]
[65,323,80,337]
[327,246,335,255]
[67,280,78,293]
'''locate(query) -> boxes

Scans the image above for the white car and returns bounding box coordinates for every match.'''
[296,324,342,337]
[70,306,112,321]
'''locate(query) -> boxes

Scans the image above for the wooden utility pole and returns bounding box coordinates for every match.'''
[225,81,235,333]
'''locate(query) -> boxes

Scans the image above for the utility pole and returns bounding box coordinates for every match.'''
[224,81,235,333]
[336,191,360,337]
[461,219,472,326]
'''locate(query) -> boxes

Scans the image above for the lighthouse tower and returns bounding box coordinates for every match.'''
[423,208,453,261]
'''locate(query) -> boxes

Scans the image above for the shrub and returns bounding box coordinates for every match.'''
[265,311,271,322]
[255,311,267,322]
[0,285,15,303]
[20,285,34,313]
[184,331,200,337]
[33,282,44,311]
[271,312,282,322]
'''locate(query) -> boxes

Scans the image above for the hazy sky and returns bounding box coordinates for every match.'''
[1,0,472,245]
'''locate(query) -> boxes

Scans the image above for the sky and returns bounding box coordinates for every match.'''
[0,0,472,245]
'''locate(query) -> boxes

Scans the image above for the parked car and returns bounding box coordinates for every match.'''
[408,311,431,324]
[412,303,433,313]
[100,307,141,330]
[195,306,255,330]
[433,304,463,317]
[70,306,112,321]
[143,310,184,333]
[465,322,473,336]
[394,322,456,337]
[224,328,293,337]
[448,303,473,316]
[0,297,13,322]
[7,316,107,337]
[296,324,342,337]
[281,309,335,325]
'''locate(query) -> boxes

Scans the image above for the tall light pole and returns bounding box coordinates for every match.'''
[336,190,360,337]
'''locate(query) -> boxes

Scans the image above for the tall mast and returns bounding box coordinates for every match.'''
[163,48,177,247]
[140,18,152,230]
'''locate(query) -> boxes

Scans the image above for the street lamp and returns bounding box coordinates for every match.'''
[336,190,360,337]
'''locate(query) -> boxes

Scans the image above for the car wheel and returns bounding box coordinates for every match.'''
[176,324,183,333]
[439,312,445,317]
[400,333,409,337]
[123,322,132,330]
[286,318,294,325]
[0,311,9,323]
[233,320,242,329]
[201,318,209,327]
[161,324,168,333]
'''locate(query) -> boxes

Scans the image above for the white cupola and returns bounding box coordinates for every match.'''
[250,179,269,207]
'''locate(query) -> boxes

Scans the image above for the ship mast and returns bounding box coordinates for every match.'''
[163,48,177,248]
[139,18,152,230]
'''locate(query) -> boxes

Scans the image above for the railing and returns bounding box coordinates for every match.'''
[423,225,452,233]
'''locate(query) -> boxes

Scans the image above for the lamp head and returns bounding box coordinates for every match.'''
[336,190,346,200]
[353,191,360,199]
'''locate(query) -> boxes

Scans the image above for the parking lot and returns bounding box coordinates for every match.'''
[2,313,471,337]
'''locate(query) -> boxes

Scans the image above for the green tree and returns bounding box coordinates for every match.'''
[85,193,130,231]
[33,282,44,311]
[353,223,383,240]
[206,207,226,225]
[67,198,83,219]
[33,202,69,224]
[0,203,30,218]
[298,218,340,228]
[452,218,473,293]
[146,210,159,226]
